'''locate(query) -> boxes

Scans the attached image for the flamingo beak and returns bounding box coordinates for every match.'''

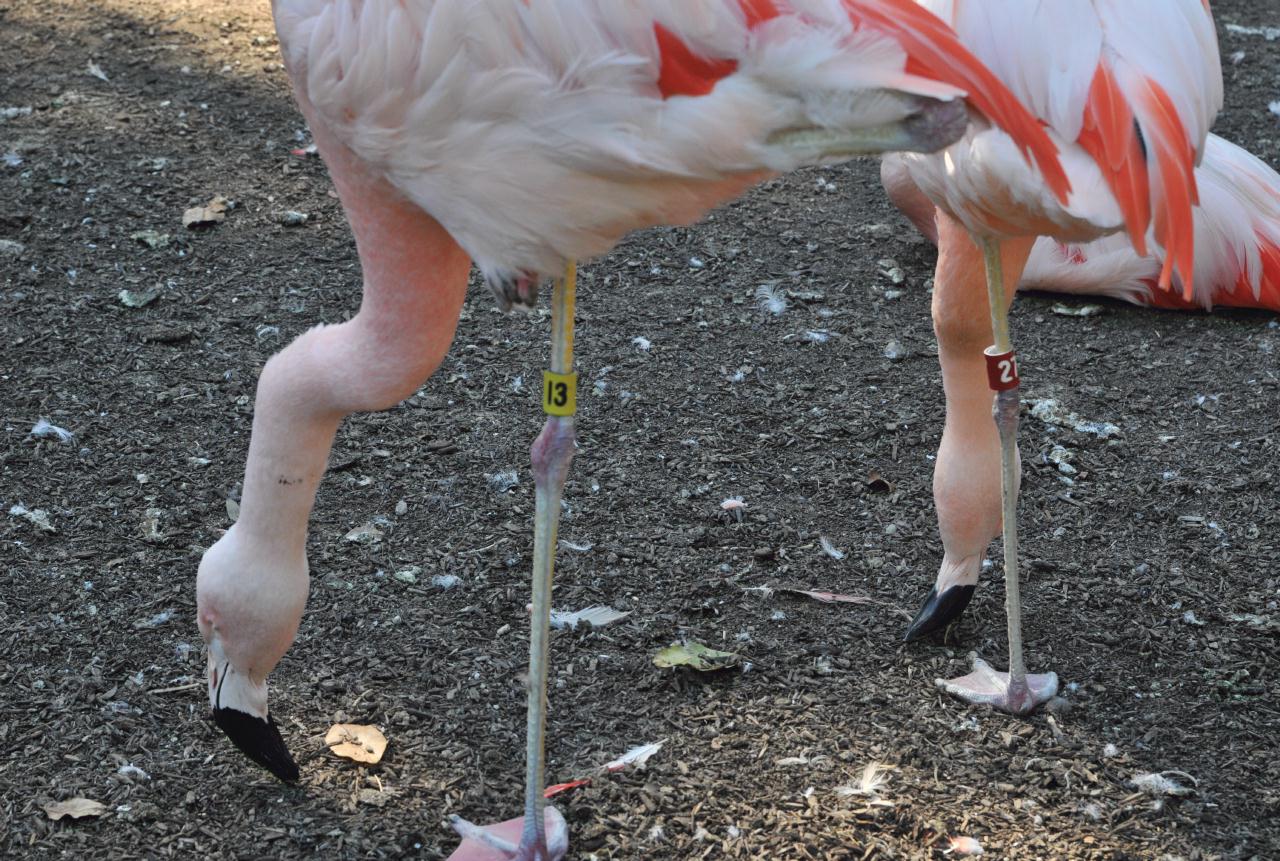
[767,95,968,162]
[208,652,300,783]
[211,705,301,783]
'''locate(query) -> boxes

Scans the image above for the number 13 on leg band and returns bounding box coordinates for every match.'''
[984,347,1020,391]
[543,370,577,416]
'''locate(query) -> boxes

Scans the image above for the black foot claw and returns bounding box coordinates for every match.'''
[903,584,975,642]
[212,707,300,783]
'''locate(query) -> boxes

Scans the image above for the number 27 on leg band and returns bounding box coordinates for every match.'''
[543,370,577,416]
[984,347,1020,391]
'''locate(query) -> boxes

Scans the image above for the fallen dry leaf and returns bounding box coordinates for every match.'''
[358,787,392,807]
[343,521,384,544]
[865,470,894,493]
[44,798,108,821]
[119,286,162,308]
[325,723,387,765]
[653,642,739,672]
[130,229,171,249]
[183,195,229,229]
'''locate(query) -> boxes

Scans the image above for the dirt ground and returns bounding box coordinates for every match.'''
[2,2,1278,859]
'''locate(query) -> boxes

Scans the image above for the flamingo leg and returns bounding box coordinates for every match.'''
[935,237,1058,715]
[906,218,1026,641]
[449,263,576,861]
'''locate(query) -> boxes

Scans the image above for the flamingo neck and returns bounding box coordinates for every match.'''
[234,109,470,554]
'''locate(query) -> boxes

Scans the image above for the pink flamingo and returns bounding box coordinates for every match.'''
[883,0,1237,714]
[194,2,1067,859]
[884,133,1280,311]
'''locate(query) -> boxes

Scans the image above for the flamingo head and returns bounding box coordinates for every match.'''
[196,527,307,783]
[204,634,301,783]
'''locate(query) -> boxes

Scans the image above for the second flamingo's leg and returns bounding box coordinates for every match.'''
[448,264,577,861]
[935,236,1058,715]
[906,216,1030,640]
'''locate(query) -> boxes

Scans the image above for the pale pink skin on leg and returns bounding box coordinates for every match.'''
[882,163,1009,594]
[937,656,1059,716]
[201,92,575,853]
[930,213,1033,595]
[880,157,939,246]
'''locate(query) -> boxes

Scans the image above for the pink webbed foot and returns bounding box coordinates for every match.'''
[936,656,1058,716]
[448,807,568,861]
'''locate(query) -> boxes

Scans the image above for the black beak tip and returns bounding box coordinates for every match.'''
[212,707,301,783]
[903,584,976,642]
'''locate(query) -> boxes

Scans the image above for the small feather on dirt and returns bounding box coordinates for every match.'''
[549,605,630,630]
[818,536,845,560]
[1130,771,1197,797]
[30,418,74,443]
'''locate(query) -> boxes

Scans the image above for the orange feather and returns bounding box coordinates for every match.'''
[1077,63,1150,258]
[844,0,1071,205]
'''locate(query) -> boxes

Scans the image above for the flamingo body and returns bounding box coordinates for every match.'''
[898,0,1221,295]
[274,0,1063,303]
[886,0,1229,712]
[885,133,1280,312]
[1023,135,1280,311]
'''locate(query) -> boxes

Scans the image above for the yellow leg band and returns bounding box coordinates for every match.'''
[542,370,577,416]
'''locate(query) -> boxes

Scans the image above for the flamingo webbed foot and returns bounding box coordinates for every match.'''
[448,807,568,861]
[936,656,1058,716]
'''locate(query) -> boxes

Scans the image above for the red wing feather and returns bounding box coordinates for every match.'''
[1140,79,1199,298]
[844,0,1071,205]
[1077,63,1150,258]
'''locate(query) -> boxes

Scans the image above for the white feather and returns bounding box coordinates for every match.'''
[604,740,663,771]
[901,0,1222,240]
[756,284,788,315]
[549,605,630,629]
[1021,134,1280,309]
[30,418,75,443]
[275,0,970,283]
